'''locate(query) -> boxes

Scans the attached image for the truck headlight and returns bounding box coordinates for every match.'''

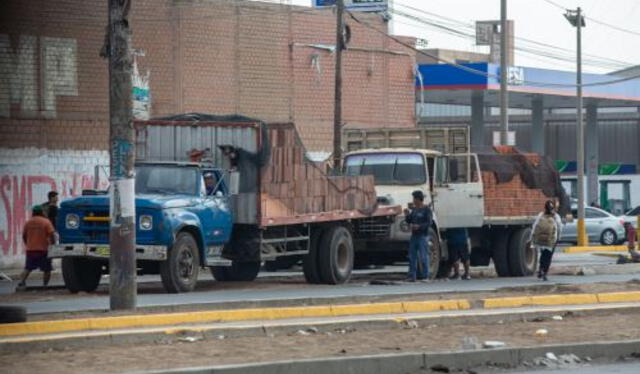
[139,215,153,230]
[66,214,80,229]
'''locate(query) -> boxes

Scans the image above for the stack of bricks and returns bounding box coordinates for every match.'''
[260,123,377,220]
[482,147,550,218]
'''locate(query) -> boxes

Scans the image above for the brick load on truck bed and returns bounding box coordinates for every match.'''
[479,146,570,222]
[134,114,399,228]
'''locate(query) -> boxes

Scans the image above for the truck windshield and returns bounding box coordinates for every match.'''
[344,153,426,185]
[135,165,199,195]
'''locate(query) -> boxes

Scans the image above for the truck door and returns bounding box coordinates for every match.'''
[200,170,233,246]
[433,154,484,228]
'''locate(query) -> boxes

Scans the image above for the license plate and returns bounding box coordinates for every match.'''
[96,246,110,257]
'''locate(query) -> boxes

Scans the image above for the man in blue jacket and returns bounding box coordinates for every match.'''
[403,190,433,282]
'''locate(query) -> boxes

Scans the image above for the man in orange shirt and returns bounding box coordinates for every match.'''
[17,205,56,289]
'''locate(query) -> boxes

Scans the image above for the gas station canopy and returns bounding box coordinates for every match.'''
[416,63,640,109]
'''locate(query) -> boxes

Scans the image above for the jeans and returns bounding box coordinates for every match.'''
[408,235,429,280]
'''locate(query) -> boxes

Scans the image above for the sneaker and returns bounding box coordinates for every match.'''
[16,282,26,291]
[462,274,471,281]
[537,271,543,279]
[542,274,548,281]
[420,279,431,284]
[404,277,417,283]
[449,273,460,281]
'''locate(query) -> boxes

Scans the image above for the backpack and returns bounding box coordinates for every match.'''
[533,214,557,247]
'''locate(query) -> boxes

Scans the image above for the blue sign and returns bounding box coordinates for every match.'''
[314,0,388,12]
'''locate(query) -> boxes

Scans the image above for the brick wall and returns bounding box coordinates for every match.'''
[0,0,416,268]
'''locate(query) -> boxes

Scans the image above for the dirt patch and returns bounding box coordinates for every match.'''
[1,312,639,374]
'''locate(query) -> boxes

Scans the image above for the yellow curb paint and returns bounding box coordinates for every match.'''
[529,293,598,305]
[402,300,459,313]
[597,291,640,303]
[483,296,532,309]
[564,245,627,253]
[330,303,404,317]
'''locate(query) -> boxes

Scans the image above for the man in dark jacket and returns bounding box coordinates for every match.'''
[404,190,432,282]
[41,191,59,227]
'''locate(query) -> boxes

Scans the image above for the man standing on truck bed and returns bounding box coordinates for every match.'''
[404,190,432,282]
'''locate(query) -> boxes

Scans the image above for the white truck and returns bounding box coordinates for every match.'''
[343,127,569,278]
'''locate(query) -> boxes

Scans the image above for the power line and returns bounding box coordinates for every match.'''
[347,10,640,88]
[394,1,636,69]
[540,0,640,37]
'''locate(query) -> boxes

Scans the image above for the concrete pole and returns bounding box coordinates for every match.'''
[471,91,485,147]
[586,103,599,207]
[333,0,344,172]
[499,0,509,145]
[531,97,545,154]
[107,0,137,310]
[575,7,588,246]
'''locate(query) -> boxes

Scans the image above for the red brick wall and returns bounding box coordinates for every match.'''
[1,0,416,152]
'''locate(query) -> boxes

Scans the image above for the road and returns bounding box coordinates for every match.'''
[490,362,640,373]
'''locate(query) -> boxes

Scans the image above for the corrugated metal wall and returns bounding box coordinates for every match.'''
[421,113,640,167]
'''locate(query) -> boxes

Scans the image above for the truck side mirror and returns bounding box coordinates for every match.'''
[229,171,240,195]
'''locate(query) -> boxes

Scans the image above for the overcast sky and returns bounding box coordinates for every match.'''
[274,0,640,74]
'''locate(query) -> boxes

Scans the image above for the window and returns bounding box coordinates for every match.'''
[135,165,199,195]
[344,153,426,185]
[435,155,477,185]
[586,208,608,219]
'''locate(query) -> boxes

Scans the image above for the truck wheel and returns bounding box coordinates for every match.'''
[62,258,103,293]
[508,228,537,276]
[209,266,230,281]
[160,232,200,293]
[0,306,27,323]
[427,228,442,280]
[229,261,261,281]
[303,228,324,284]
[491,229,512,277]
[318,226,354,285]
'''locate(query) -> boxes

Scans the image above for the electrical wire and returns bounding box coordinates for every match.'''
[347,10,640,88]
[540,0,640,37]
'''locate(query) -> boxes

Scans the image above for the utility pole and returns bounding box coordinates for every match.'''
[499,0,509,145]
[565,7,587,246]
[333,0,345,172]
[106,0,137,310]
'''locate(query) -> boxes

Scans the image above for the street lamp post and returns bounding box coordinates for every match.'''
[565,7,588,246]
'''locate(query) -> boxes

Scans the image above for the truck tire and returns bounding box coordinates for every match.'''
[160,232,200,293]
[0,306,27,323]
[508,227,537,276]
[303,228,324,284]
[427,228,442,280]
[61,258,103,293]
[318,226,354,285]
[210,260,260,282]
[491,229,512,277]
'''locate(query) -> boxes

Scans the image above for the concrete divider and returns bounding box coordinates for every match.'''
[124,340,640,374]
[2,291,640,338]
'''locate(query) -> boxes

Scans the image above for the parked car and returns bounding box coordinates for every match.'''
[560,207,626,245]
[621,206,639,229]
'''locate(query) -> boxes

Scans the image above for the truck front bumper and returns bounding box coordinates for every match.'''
[50,243,168,261]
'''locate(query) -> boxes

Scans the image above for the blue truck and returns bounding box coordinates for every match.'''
[50,115,400,293]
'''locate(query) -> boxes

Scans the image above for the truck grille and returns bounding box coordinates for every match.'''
[354,216,391,238]
[81,210,110,243]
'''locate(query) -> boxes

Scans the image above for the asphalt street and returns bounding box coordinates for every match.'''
[490,362,640,373]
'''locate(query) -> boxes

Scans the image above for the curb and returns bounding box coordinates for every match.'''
[564,245,629,253]
[2,292,640,338]
[125,340,640,374]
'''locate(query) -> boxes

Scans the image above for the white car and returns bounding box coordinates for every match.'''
[621,206,639,229]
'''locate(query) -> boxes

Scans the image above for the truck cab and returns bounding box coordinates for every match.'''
[51,161,236,293]
[344,149,484,239]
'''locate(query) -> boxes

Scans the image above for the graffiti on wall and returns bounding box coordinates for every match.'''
[0,34,78,118]
[0,150,109,268]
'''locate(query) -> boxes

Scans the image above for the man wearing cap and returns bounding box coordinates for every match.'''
[41,190,59,227]
[403,190,433,282]
[17,205,56,289]
[204,172,218,196]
